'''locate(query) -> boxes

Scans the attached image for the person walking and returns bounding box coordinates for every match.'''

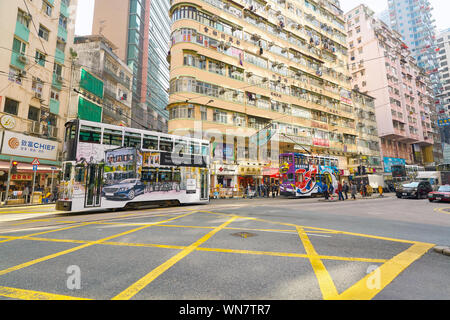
[343,181,349,200]
[323,183,329,201]
[378,185,384,197]
[329,183,334,201]
[271,183,276,198]
[351,182,357,200]
[337,181,344,201]
[360,184,366,198]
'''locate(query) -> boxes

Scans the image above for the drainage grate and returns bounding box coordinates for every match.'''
[231,232,257,239]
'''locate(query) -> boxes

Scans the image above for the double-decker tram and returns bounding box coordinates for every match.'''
[279,153,340,197]
[57,119,210,212]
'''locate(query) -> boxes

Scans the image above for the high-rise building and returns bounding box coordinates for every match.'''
[388,0,444,165]
[346,4,437,170]
[92,0,170,132]
[0,0,77,199]
[168,0,365,188]
[436,28,450,164]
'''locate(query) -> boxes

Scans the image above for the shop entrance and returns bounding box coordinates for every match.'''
[200,169,208,200]
[85,164,104,208]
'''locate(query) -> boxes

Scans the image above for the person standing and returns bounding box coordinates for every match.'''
[23,185,30,204]
[323,183,329,201]
[378,185,384,197]
[343,181,349,200]
[351,182,357,200]
[271,183,276,198]
[337,181,344,201]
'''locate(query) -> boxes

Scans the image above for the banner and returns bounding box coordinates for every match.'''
[2,130,58,160]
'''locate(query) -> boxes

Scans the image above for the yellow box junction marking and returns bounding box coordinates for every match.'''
[297,226,339,300]
[0,212,194,277]
[112,216,238,300]
[0,285,90,300]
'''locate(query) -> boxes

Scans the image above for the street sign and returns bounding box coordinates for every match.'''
[32,165,38,172]
[31,158,40,165]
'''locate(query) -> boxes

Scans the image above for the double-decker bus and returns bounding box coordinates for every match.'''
[56,119,210,212]
[279,153,340,197]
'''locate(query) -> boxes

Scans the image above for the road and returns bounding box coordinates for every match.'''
[0,195,449,301]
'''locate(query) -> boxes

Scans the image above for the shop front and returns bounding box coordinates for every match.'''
[210,163,238,198]
[0,130,60,204]
[238,165,262,189]
[262,167,280,185]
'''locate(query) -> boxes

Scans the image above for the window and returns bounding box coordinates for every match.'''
[79,125,101,144]
[200,106,207,120]
[16,9,30,28]
[4,98,19,115]
[213,109,227,123]
[103,128,123,146]
[50,90,59,101]
[160,137,173,152]
[12,38,26,55]
[143,135,158,150]
[35,50,46,66]
[38,25,50,41]
[28,106,40,121]
[53,63,63,76]
[124,131,141,148]
[42,1,52,16]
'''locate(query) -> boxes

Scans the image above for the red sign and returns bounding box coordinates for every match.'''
[11,174,32,181]
[31,158,40,165]
[313,138,330,147]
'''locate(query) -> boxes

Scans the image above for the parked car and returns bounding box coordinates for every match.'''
[396,181,433,199]
[428,185,450,202]
[102,179,145,200]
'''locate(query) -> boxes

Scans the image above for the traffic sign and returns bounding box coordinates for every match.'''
[32,165,38,172]
[31,158,40,165]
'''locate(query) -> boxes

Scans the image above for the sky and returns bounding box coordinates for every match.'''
[74,0,450,36]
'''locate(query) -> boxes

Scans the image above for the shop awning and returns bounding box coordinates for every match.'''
[0,161,60,173]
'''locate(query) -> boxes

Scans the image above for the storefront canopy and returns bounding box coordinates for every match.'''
[0,161,60,173]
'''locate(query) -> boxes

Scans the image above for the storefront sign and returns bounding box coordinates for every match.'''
[2,131,58,160]
[11,174,33,181]
[383,157,406,173]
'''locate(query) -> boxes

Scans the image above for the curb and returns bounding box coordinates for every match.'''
[433,246,450,256]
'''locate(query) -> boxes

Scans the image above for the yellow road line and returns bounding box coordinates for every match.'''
[112,216,238,300]
[0,212,194,277]
[200,210,418,244]
[434,207,450,215]
[335,242,435,300]
[0,285,90,300]
[0,234,388,263]
[297,226,339,300]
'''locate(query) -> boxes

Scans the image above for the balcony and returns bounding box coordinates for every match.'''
[28,121,58,140]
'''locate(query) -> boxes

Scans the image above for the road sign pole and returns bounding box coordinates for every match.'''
[3,158,13,206]
[31,169,36,205]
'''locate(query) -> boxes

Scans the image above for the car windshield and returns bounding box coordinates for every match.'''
[403,182,419,188]
[119,179,137,184]
[438,186,450,192]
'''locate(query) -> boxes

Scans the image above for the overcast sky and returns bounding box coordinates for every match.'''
[75,0,450,36]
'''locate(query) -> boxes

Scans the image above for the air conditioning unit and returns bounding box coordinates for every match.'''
[57,36,66,43]
[57,75,63,82]
[18,55,28,64]
[34,92,42,99]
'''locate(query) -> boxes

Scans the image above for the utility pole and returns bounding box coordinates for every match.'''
[3,158,13,206]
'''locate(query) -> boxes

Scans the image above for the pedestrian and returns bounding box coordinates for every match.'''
[23,185,30,204]
[378,185,384,197]
[323,183,329,201]
[271,183,276,198]
[367,184,373,197]
[351,182,357,200]
[360,184,366,197]
[329,184,334,200]
[343,181,349,200]
[257,184,262,198]
[337,181,344,201]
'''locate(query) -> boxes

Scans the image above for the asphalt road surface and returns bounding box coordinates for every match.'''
[0,195,449,300]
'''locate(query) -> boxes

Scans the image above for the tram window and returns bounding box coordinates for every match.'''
[63,163,73,181]
[65,124,76,142]
[295,156,300,166]
[74,166,86,183]
[324,158,330,166]
[79,126,101,144]
[173,169,181,182]
[158,170,173,182]
[319,158,325,165]
[191,142,200,155]
[143,135,159,150]
[175,140,188,154]
[124,131,142,148]
[202,144,209,156]
[103,129,123,146]
[160,137,173,152]
[287,173,294,181]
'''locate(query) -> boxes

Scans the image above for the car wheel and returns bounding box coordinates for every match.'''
[429,199,434,202]
[128,190,135,200]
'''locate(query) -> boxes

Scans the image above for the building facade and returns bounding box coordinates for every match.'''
[168,0,367,189]
[351,90,383,175]
[72,35,133,127]
[92,0,170,132]
[345,4,436,171]
[0,0,77,202]
[388,0,444,164]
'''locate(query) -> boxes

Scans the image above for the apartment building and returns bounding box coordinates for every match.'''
[346,4,436,171]
[436,29,450,163]
[0,0,76,193]
[71,35,133,127]
[351,90,383,174]
[92,0,170,132]
[168,0,363,188]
